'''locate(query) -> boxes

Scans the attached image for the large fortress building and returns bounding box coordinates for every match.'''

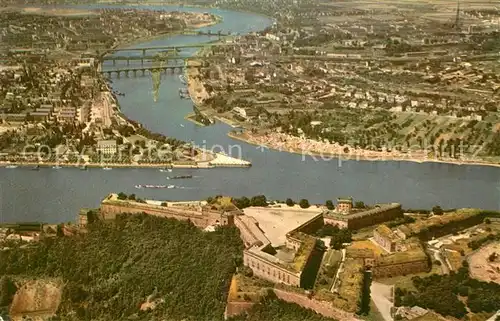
[240,212,324,288]
[323,198,403,230]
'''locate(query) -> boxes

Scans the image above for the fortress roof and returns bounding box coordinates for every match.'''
[324,203,402,220]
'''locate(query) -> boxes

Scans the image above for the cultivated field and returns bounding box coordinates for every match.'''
[469,241,500,284]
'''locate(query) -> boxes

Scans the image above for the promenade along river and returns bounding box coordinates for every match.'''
[1,5,499,223]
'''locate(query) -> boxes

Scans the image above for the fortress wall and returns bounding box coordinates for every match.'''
[273,288,361,321]
[323,217,348,228]
[100,203,222,228]
[243,250,300,287]
[347,205,403,230]
[224,301,255,319]
[372,259,429,278]
[234,216,266,248]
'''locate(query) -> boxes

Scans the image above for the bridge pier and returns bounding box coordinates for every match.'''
[127,59,130,66]
[117,71,121,79]
[142,49,146,56]
[133,70,137,77]
[141,70,145,76]
[141,58,144,66]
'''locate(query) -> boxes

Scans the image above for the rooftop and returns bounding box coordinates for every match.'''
[375,224,400,241]
[377,243,427,266]
[324,203,402,220]
[397,208,482,237]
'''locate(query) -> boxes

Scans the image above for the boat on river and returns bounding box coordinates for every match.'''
[168,175,192,180]
[103,167,112,171]
[52,165,62,169]
[80,165,87,170]
[159,168,173,173]
[135,184,175,189]
[5,165,18,169]
[179,75,187,84]
[32,165,40,171]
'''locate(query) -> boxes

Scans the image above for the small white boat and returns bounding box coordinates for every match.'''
[167,168,173,172]
[52,165,62,169]
[167,185,175,189]
[180,124,185,128]
[5,165,18,169]
[103,167,112,170]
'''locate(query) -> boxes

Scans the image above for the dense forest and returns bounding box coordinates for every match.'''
[0,214,244,320]
[395,264,500,319]
[228,291,333,321]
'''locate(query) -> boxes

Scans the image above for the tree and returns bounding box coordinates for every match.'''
[299,199,310,209]
[56,224,64,237]
[488,252,498,262]
[0,276,17,307]
[354,201,365,208]
[117,192,127,200]
[325,200,334,210]
[432,205,443,216]
[86,210,98,224]
[285,198,295,207]
[250,195,267,207]
[485,218,491,224]
[128,194,136,201]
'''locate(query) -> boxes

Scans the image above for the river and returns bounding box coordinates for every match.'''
[0,4,499,223]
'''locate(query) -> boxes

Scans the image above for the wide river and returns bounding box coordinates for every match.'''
[0,4,499,223]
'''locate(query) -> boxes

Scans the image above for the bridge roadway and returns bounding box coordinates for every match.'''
[109,42,237,55]
[100,65,189,78]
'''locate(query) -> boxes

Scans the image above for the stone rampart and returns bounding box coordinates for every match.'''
[273,288,361,321]
[224,301,255,319]
[372,259,429,278]
[100,202,227,229]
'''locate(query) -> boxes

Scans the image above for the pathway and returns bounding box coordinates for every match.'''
[370,281,394,321]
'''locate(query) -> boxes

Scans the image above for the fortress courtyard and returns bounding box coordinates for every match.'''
[242,205,323,246]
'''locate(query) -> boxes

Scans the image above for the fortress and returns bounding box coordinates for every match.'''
[83,194,407,287]
[88,193,235,228]
[323,198,403,230]
[240,212,324,288]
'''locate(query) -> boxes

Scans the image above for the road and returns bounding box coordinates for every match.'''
[371,281,394,321]
[429,248,450,274]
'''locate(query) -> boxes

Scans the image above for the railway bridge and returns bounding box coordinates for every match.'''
[100,65,191,78]
[102,55,191,66]
[106,42,237,57]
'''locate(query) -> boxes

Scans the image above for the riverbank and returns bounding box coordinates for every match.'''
[0,156,251,169]
[227,131,500,168]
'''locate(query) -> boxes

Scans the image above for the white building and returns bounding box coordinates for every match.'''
[96,140,117,155]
